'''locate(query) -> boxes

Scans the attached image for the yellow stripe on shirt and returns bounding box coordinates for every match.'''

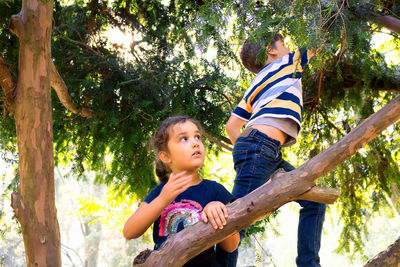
[246,49,303,111]
[252,99,302,118]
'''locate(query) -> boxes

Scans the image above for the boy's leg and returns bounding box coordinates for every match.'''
[220,129,282,267]
[231,129,283,199]
[279,160,326,267]
[295,200,326,267]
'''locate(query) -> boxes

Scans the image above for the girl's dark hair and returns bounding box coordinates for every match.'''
[152,116,203,183]
[240,33,284,74]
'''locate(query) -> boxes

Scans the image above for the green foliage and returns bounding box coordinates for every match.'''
[1,0,400,259]
[245,210,280,240]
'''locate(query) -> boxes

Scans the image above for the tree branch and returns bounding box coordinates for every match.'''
[378,15,400,34]
[50,61,94,118]
[0,54,16,114]
[202,131,232,151]
[54,33,104,59]
[135,94,400,266]
[364,235,400,266]
[9,13,24,38]
[197,86,234,110]
[11,192,21,221]
[297,186,341,204]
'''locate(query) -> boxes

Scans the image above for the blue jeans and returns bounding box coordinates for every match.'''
[219,128,326,267]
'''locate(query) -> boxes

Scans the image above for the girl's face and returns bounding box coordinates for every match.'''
[160,120,205,174]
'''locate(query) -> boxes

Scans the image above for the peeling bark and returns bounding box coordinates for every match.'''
[135,94,400,266]
[9,0,61,266]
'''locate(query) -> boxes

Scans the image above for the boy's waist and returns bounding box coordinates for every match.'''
[240,124,287,145]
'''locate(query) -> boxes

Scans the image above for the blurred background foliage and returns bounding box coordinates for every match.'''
[1,0,400,260]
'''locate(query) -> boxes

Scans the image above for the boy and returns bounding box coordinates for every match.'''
[224,34,326,267]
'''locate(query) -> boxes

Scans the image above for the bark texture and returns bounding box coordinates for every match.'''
[135,94,400,267]
[364,235,400,267]
[9,0,61,266]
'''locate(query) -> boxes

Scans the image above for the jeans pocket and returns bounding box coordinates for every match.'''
[259,144,279,161]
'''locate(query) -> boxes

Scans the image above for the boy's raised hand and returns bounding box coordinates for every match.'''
[201,201,228,230]
[159,171,192,204]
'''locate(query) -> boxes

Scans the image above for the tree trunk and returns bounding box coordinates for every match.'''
[364,235,400,267]
[9,0,61,266]
[134,94,400,266]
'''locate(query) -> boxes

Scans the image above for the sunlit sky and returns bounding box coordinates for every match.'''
[371,30,400,65]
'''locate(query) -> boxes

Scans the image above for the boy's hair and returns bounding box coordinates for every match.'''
[152,116,203,183]
[240,33,284,74]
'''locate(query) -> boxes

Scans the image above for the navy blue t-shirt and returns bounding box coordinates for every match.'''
[144,179,234,249]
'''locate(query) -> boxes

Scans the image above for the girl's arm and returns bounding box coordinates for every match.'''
[123,197,169,239]
[218,232,240,253]
[201,201,240,253]
[123,171,192,240]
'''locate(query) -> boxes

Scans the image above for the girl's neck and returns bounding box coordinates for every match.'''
[172,169,202,186]
[188,170,202,186]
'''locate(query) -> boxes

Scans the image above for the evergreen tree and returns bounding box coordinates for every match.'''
[1,0,399,262]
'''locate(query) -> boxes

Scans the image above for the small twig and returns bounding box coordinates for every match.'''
[201,131,232,151]
[253,236,277,267]
[324,0,346,32]
[55,33,104,59]
[317,71,324,105]
[197,86,234,109]
[317,107,344,136]
[61,243,85,266]
[118,109,135,123]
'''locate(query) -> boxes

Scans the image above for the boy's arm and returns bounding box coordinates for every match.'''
[226,115,246,145]
[123,172,192,239]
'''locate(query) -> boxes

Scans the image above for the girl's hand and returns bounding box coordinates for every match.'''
[159,171,192,204]
[201,201,228,230]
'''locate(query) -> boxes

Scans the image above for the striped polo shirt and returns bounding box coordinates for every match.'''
[233,47,309,135]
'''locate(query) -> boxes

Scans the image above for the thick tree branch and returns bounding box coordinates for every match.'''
[352,4,400,34]
[0,54,16,114]
[364,235,400,267]
[50,61,94,118]
[135,94,400,266]
[378,16,400,34]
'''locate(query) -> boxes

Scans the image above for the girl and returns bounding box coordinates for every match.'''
[123,116,239,266]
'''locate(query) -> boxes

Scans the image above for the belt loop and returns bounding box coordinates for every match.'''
[240,127,253,138]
